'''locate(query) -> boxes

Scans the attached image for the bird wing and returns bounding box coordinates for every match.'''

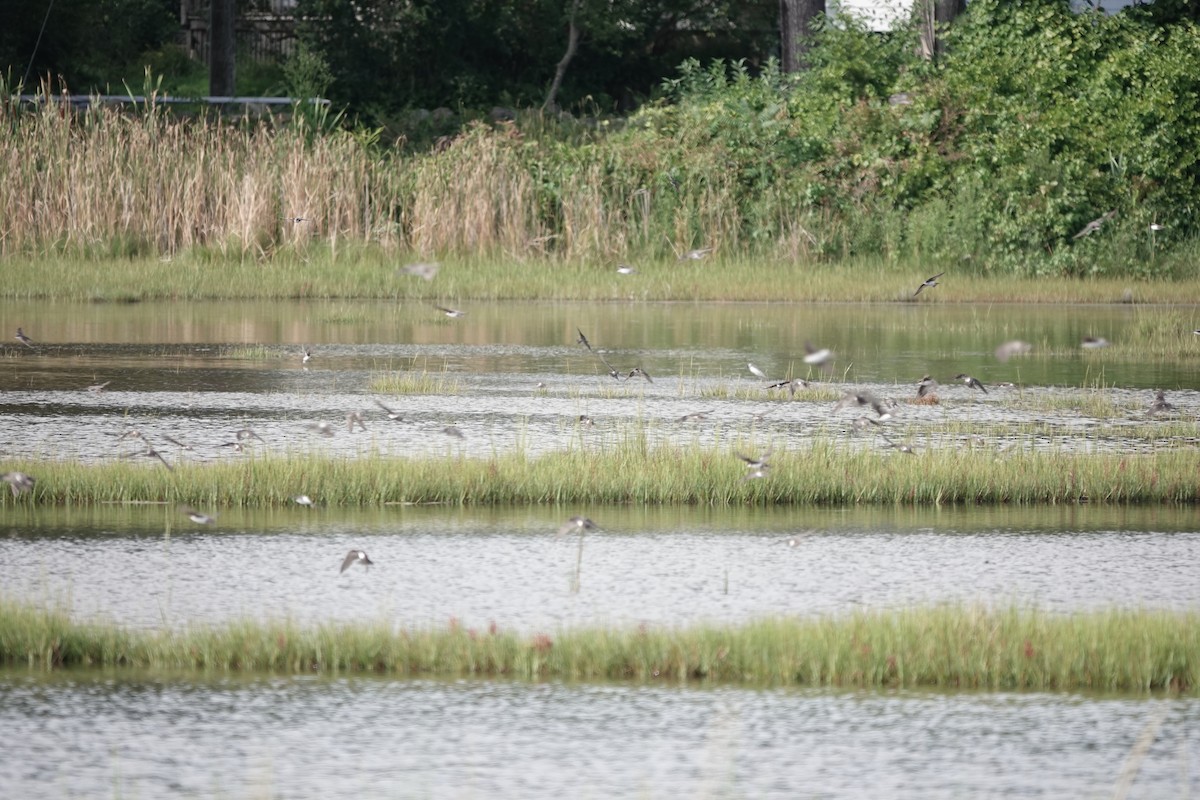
[340,551,359,573]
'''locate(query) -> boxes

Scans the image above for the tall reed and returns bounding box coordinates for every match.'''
[1,600,1193,692]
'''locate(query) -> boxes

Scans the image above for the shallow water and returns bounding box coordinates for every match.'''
[1,671,1196,799]
[3,504,1198,632]
[0,300,1197,462]
[3,298,1200,799]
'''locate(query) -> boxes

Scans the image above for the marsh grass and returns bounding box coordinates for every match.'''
[367,371,462,395]
[221,344,275,361]
[4,439,1200,508]
[6,248,1200,304]
[1,600,1193,692]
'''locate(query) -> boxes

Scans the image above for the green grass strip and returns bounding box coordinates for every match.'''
[1,601,1193,692]
[3,442,1200,508]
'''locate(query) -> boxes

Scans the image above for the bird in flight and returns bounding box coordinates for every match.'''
[748,363,768,379]
[435,305,466,318]
[1072,210,1117,239]
[626,367,653,383]
[616,264,637,275]
[180,506,216,525]
[15,328,34,348]
[994,340,1032,362]
[400,261,440,281]
[955,373,988,393]
[576,328,621,380]
[1,471,35,497]
[374,399,405,421]
[916,375,938,398]
[340,549,375,573]
[558,516,598,536]
[913,272,945,297]
[1147,390,1174,415]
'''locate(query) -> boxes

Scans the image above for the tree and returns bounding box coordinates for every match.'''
[779,0,825,73]
[916,0,965,61]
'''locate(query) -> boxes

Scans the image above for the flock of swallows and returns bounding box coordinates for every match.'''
[4,258,1188,558]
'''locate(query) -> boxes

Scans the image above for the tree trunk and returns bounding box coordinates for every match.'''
[780,0,825,74]
[209,0,236,96]
[543,0,583,112]
[917,0,964,62]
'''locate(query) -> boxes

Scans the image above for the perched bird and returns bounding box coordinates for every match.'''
[994,340,1033,362]
[434,305,466,318]
[1072,209,1117,239]
[1147,390,1174,415]
[340,549,374,574]
[86,381,111,393]
[399,261,440,281]
[955,374,988,393]
[1081,336,1110,349]
[916,375,938,398]
[374,399,405,421]
[578,414,596,426]
[283,216,308,224]
[913,272,945,297]
[301,347,313,364]
[626,367,653,383]
[181,506,216,525]
[557,516,598,536]
[803,342,833,367]
[748,363,768,379]
[346,411,368,432]
[1150,222,1166,232]
[293,495,316,507]
[679,247,713,261]
[15,328,34,348]
[616,264,638,275]
[1,471,35,497]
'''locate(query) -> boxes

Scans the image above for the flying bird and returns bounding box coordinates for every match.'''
[916,375,938,398]
[994,340,1032,362]
[626,367,653,383]
[434,305,466,318]
[802,342,833,368]
[340,549,375,573]
[1081,336,1109,349]
[913,272,945,297]
[180,506,216,525]
[86,381,111,393]
[955,374,988,393]
[678,247,713,260]
[293,494,316,507]
[1147,390,1174,415]
[1,471,35,497]
[346,411,368,432]
[557,516,598,536]
[616,264,637,275]
[374,399,405,421]
[400,261,440,281]
[748,363,768,379]
[15,328,34,348]
[1072,210,1117,239]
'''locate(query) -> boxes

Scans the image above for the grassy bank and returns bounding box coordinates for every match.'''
[4,248,1200,303]
[2,441,1199,508]
[1,600,1192,692]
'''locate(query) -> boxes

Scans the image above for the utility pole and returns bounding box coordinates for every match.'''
[210,0,236,96]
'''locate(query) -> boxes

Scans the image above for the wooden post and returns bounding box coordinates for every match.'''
[210,0,236,96]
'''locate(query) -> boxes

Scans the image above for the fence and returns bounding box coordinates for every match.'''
[181,0,299,65]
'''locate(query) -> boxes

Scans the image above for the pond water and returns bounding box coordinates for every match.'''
[1,300,1198,461]
[1,671,1197,799]
[2,504,1199,632]
[2,299,1199,798]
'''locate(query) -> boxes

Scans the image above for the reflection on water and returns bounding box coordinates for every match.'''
[3,504,1198,632]
[0,671,1196,800]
